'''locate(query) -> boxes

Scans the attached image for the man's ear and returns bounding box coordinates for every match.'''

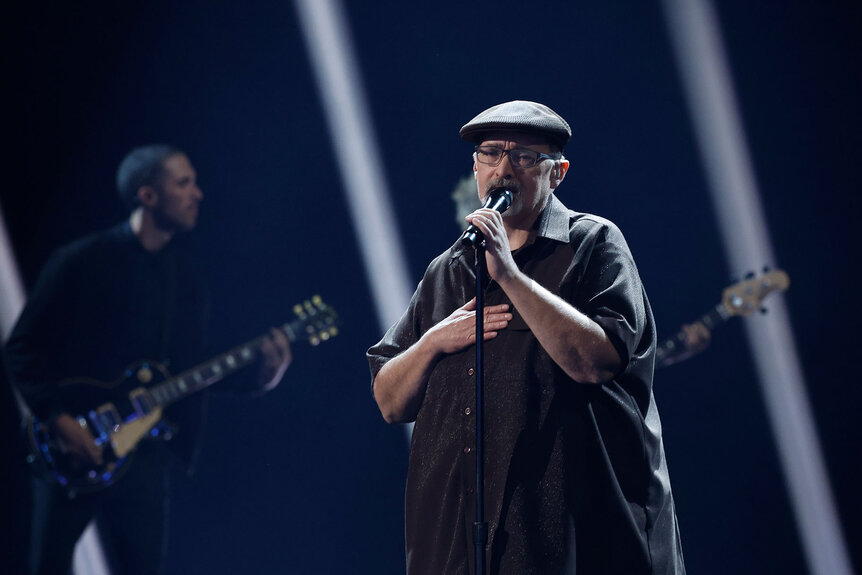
[137,185,159,208]
[550,158,570,189]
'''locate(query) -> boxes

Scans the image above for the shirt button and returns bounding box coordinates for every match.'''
[464,446,472,454]
[467,368,475,376]
[464,407,472,415]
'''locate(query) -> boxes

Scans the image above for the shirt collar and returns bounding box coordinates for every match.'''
[532,193,571,244]
[448,193,571,264]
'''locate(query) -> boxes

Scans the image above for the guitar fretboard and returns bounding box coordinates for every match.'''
[147,338,266,408]
[144,305,336,408]
[655,304,728,367]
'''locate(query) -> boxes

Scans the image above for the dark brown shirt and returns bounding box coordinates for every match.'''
[368,195,685,574]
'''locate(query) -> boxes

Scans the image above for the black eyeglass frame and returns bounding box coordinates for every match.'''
[473,145,558,168]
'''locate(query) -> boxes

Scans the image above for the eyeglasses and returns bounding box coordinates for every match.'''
[474,145,557,169]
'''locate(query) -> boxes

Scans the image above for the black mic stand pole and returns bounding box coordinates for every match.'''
[472,242,488,575]
[460,187,511,574]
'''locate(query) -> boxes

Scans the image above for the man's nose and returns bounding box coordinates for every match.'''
[493,151,516,177]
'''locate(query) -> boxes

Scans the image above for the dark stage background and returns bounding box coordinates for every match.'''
[2,1,860,573]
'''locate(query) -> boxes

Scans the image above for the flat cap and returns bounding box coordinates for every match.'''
[459,100,571,149]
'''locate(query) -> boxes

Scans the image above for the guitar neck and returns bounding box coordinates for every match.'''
[656,304,729,365]
[699,303,730,331]
[146,321,303,409]
[655,269,789,369]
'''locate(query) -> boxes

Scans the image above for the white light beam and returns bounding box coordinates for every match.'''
[661,1,854,574]
[293,0,413,332]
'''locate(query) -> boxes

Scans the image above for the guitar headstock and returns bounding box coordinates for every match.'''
[721,269,790,318]
[284,295,340,346]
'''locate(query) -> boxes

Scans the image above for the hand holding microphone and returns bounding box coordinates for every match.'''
[460,188,514,248]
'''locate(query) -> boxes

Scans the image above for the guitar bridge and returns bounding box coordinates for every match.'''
[92,405,121,437]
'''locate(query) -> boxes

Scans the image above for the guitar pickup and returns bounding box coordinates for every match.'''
[129,387,156,416]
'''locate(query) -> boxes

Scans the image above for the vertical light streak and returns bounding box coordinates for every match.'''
[0,203,26,341]
[661,1,854,574]
[293,0,413,332]
[0,204,111,575]
[72,524,112,575]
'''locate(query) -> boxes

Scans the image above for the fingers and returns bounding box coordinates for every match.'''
[694,323,711,341]
[89,442,104,466]
[461,302,510,324]
[256,328,292,393]
[466,208,504,225]
[458,299,509,313]
[464,308,512,338]
[466,209,505,238]
[432,301,513,354]
[260,336,276,363]
[55,414,103,465]
[270,327,292,364]
[475,317,509,341]
[261,328,292,367]
[483,303,510,315]
[483,315,511,328]
[465,215,492,239]
[681,322,711,350]
[79,425,103,465]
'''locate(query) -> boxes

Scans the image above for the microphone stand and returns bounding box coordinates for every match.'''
[472,243,488,575]
[460,188,511,574]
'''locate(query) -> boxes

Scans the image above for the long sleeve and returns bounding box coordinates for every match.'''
[5,249,78,420]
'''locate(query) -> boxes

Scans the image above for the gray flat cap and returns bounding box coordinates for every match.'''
[459,100,571,149]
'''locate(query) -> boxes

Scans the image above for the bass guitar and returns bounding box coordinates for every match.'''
[656,270,790,368]
[25,295,338,495]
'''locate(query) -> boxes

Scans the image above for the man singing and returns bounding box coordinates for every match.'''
[368,101,685,574]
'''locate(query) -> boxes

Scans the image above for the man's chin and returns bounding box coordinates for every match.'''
[162,219,197,234]
[178,212,199,231]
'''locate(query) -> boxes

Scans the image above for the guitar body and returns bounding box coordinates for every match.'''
[25,361,171,495]
[23,295,340,495]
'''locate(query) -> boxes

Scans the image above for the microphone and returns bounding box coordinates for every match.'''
[460,188,514,247]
